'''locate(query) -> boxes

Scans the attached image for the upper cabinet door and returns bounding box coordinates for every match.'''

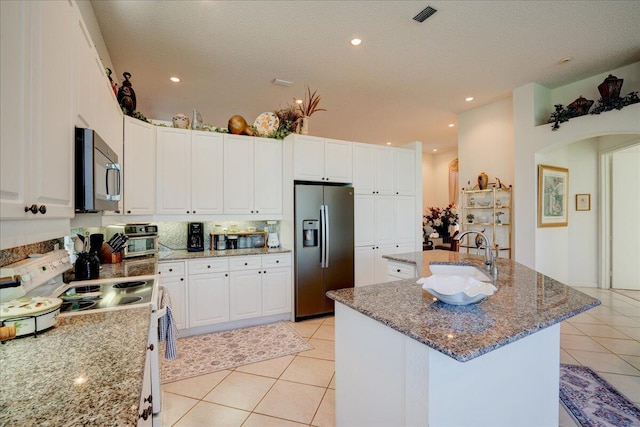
[0,1,28,218]
[224,135,255,214]
[395,149,416,196]
[156,127,191,214]
[324,139,353,183]
[27,0,75,218]
[375,147,395,195]
[254,138,282,215]
[191,131,224,215]
[124,116,156,215]
[353,143,376,195]
[293,135,325,181]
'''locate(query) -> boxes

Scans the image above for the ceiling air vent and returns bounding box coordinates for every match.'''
[413,6,437,23]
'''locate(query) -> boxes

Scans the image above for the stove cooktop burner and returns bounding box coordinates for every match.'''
[60,300,97,312]
[112,281,146,290]
[119,296,143,305]
[72,285,101,294]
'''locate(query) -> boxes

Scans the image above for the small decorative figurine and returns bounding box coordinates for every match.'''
[105,68,117,96]
[117,72,137,116]
[172,113,190,129]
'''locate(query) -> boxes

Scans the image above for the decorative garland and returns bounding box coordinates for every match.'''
[548,74,639,131]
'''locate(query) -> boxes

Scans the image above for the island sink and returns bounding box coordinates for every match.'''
[428,262,493,281]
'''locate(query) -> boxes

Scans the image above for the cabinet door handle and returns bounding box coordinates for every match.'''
[127,210,132,214]
[193,210,196,214]
[396,269,401,273]
[144,395,153,404]
[258,271,261,274]
[225,273,228,277]
[169,268,173,272]
[38,205,47,214]
[186,210,190,214]
[25,204,38,214]
[263,270,267,274]
[255,210,259,214]
[276,260,279,263]
[180,278,184,281]
[207,265,211,268]
[244,262,248,266]
[147,344,154,351]
[251,210,254,213]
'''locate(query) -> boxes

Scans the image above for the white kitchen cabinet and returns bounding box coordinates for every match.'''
[387,260,417,281]
[354,192,417,286]
[191,131,224,214]
[157,128,224,215]
[224,135,281,215]
[156,127,191,214]
[124,116,156,215]
[188,258,230,327]
[157,261,187,330]
[229,269,263,321]
[394,148,416,196]
[137,342,153,427]
[0,0,75,220]
[293,135,353,183]
[229,253,291,320]
[353,143,394,195]
[261,253,292,316]
[355,246,376,287]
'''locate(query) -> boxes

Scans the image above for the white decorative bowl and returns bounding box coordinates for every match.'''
[417,275,497,306]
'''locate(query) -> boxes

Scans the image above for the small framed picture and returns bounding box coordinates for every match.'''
[576,194,591,211]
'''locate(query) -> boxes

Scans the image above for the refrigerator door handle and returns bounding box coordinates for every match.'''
[320,205,327,268]
[324,205,330,268]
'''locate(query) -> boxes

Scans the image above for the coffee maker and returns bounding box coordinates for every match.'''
[187,222,204,252]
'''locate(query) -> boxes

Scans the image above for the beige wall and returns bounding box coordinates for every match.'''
[422,150,458,212]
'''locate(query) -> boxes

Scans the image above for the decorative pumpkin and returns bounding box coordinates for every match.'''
[228,115,254,136]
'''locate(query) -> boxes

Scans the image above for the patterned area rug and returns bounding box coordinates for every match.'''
[160,321,313,384]
[560,364,640,427]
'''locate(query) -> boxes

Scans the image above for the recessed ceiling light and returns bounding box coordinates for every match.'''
[433,148,438,152]
[295,99,303,104]
[170,76,180,83]
[386,142,392,145]
[448,123,455,127]
[351,38,362,46]
[465,97,474,102]
[559,56,573,64]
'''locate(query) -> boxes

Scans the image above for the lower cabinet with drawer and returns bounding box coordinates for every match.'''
[229,253,291,321]
[157,261,187,330]
[387,260,417,281]
[158,253,292,332]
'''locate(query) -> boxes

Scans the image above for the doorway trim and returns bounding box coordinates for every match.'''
[599,141,640,289]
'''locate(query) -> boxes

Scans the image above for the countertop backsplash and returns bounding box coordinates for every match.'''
[70,221,279,252]
[0,238,64,268]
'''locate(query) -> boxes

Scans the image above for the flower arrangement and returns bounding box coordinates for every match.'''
[466,213,475,223]
[423,204,459,230]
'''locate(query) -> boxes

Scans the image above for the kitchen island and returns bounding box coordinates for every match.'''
[0,307,150,426]
[327,250,600,427]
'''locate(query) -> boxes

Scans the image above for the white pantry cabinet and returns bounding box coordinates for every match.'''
[123,116,156,215]
[0,0,75,220]
[353,143,394,195]
[156,128,224,215]
[157,261,187,330]
[354,194,416,286]
[293,135,353,183]
[224,135,282,215]
[394,148,416,196]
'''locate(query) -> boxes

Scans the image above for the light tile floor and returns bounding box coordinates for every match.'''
[159,288,639,427]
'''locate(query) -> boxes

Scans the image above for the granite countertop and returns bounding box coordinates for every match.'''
[64,248,292,282]
[0,307,150,426]
[327,250,600,362]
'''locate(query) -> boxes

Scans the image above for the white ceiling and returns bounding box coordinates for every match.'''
[91,1,640,152]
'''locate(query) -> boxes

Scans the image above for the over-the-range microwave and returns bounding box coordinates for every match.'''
[75,127,121,212]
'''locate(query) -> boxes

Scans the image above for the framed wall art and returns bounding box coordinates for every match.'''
[537,164,569,227]
[575,194,591,211]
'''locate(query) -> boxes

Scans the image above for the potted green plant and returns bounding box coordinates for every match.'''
[466,214,475,223]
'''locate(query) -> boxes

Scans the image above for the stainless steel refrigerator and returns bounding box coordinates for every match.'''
[294,183,354,320]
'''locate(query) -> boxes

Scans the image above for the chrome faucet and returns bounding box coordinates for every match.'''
[454,230,498,277]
